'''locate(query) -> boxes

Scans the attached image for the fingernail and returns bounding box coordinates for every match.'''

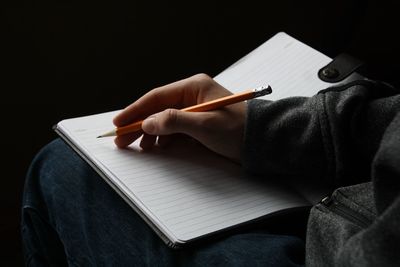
[142,117,156,134]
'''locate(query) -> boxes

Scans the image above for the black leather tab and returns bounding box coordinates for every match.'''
[318,53,363,83]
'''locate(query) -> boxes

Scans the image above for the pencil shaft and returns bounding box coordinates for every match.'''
[100,86,271,137]
[116,120,143,136]
[181,90,254,112]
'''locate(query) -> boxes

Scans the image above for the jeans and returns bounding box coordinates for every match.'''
[21,139,305,266]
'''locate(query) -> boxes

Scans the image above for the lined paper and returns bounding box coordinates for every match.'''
[215,32,355,99]
[56,32,344,245]
[58,111,307,243]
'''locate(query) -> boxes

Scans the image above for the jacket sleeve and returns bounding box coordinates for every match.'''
[242,79,400,188]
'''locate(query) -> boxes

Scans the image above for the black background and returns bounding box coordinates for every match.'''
[2,0,400,265]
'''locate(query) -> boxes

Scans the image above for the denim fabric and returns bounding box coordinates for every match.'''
[21,139,305,266]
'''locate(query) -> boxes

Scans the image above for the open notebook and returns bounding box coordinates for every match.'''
[54,32,357,248]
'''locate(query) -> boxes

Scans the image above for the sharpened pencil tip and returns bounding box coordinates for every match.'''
[96,129,117,138]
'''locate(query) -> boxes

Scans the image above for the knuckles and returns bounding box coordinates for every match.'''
[192,73,212,82]
[190,73,215,90]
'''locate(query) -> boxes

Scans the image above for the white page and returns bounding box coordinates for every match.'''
[215,32,356,99]
[58,112,308,244]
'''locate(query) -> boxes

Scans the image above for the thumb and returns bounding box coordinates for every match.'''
[142,108,205,137]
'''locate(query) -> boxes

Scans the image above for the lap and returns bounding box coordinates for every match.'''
[22,139,305,266]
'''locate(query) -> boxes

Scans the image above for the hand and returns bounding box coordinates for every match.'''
[113,73,246,163]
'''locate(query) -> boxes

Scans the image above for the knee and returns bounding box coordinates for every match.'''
[32,138,78,171]
[25,139,96,203]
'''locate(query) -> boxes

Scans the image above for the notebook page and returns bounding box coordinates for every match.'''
[215,32,354,100]
[58,111,309,243]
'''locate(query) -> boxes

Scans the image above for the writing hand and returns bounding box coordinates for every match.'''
[113,74,246,163]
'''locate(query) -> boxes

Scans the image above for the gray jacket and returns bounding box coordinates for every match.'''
[243,79,400,266]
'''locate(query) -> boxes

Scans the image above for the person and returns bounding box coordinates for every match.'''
[21,73,400,266]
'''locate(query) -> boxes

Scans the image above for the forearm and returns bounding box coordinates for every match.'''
[242,80,400,187]
[243,96,326,182]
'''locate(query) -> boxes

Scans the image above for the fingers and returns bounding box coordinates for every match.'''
[113,84,183,127]
[115,108,214,149]
[113,74,215,127]
[139,134,157,150]
[141,108,212,140]
[157,135,174,147]
[114,131,143,148]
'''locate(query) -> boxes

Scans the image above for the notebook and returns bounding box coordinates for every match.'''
[54,32,358,248]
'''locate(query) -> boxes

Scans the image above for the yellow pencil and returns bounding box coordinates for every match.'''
[98,85,272,138]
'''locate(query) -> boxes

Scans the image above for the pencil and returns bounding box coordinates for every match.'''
[97,85,272,138]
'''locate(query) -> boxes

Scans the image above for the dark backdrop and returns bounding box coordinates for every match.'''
[2,0,399,265]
